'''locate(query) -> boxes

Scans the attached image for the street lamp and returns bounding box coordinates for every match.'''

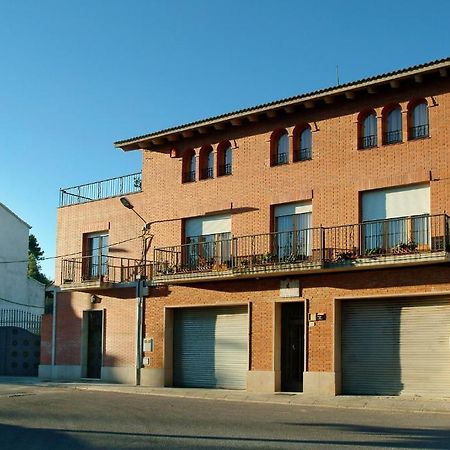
[120,197,181,386]
[120,196,151,387]
[120,197,151,231]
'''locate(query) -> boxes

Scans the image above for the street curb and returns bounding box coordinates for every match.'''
[2,378,450,415]
[71,385,450,415]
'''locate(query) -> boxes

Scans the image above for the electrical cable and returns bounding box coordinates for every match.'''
[0,233,144,265]
[0,295,44,309]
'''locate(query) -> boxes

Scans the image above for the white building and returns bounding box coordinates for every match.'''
[0,202,45,314]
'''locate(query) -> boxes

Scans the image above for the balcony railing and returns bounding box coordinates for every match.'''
[409,124,429,140]
[183,170,196,183]
[201,167,214,180]
[272,152,288,166]
[360,134,377,149]
[61,255,151,287]
[295,147,312,161]
[322,214,448,262]
[60,172,142,207]
[218,163,232,176]
[153,214,450,280]
[383,130,402,145]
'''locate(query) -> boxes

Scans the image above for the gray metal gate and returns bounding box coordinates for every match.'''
[0,309,42,376]
[173,306,248,389]
[342,297,450,396]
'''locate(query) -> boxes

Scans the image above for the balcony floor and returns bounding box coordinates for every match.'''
[151,251,450,285]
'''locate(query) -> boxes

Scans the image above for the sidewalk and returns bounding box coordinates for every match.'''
[2,377,450,414]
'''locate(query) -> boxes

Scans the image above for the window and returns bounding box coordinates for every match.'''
[408,100,429,139]
[200,145,214,180]
[274,202,312,261]
[85,233,109,279]
[294,126,312,161]
[383,105,402,144]
[361,184,430,253]
[359,110,377,149]
[184,215,232,269]
[271,129,289,166]
[183,149,196,183]
[217,141,232,176]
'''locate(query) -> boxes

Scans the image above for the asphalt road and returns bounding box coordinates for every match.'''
[1,387,450,449]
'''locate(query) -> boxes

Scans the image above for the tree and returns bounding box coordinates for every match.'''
[28,234,51,286]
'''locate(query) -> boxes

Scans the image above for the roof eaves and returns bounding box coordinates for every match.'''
[114,56,450,148]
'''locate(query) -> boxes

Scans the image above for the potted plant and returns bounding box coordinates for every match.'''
[392,240,418,254]
[365,247,385,257]
[336,251,358,262]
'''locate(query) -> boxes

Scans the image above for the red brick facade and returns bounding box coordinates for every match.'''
[41,58,450,394]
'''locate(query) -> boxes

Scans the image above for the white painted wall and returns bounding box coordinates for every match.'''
[0,202,45,314]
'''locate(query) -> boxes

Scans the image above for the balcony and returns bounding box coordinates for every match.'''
[61,255,151,291]
[59,172,142,207]
[153,214,450,283]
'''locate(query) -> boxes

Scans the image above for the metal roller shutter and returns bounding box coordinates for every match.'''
[342,297,450,396]
[173,306,248,389]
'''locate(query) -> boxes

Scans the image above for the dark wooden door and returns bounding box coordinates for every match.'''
[281,302,304,392]
[86,311,103,379]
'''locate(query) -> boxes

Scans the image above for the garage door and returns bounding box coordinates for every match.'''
[342,297,450,396]
[173,306,248,389]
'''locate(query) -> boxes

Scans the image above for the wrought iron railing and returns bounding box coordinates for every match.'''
[61,255,152,285]
[383,129,402,145]
[295,147,312,161]
[154,228,320,276]
[201,168,214,179]
[218,163,232,176]
[272,152,288,166]
[0,310,41,334]
[183,170,196,183]
[360,134,377,149]
[409,124,429,140]
[60,172,142,207]
[153,214,450,278]
[320,213,448,262]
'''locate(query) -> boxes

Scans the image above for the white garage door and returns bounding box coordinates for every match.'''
[342,297,450,396]
[173,306,248,389]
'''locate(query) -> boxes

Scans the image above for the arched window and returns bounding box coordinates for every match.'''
[408,100,429,139]
[359,110,377,149]
[200,145,214,180]
[217,141,232,176]
[271,129,289,166]
[383,105,402,145]
[294,125,312,161]
[182,149,196,183]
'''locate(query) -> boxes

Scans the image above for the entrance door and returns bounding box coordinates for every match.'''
[86,310,103,379]
[281,302,304,392]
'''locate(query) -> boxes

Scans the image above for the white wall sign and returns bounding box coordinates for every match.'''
[280,279,300,297]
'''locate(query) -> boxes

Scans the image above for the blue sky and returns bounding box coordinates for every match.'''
[1,0,449,278]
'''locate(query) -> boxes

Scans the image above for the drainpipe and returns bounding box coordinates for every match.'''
[51,286,60,378]
[135,276,144,386]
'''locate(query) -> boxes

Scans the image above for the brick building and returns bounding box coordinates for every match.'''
[40,57,450,396]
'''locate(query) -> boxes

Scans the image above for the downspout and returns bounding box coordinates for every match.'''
[51,286,59,377]
[135,276,144,386]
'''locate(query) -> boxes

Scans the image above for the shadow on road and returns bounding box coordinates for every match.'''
[2,421,450,449]
[0,423,89,450]
[281,422,450,448]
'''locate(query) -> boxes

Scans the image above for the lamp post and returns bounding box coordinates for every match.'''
[120,196,180,386]
[120,196,150,386]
